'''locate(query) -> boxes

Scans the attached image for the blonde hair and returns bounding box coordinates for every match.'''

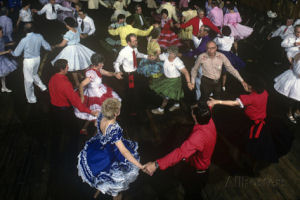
[102,98,121,120]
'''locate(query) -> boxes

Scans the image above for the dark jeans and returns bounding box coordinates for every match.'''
[200,76,221,102]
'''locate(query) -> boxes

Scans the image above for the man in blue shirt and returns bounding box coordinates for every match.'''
[11,23,52,103]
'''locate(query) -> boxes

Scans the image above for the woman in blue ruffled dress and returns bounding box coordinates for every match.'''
[0,26,17,93]
[78,98,147,199]
[51,17,94,87]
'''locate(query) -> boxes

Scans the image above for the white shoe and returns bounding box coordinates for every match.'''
[222,86,226,92]
[1,88,12,93]
[151,108,164,115]
[169,104,180,112]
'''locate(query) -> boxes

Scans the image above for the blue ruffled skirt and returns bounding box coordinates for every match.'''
[0,55,17,77]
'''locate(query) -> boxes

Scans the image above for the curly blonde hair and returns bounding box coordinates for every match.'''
[102,98,121,120]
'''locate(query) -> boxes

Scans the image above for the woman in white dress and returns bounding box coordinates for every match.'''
[274,52,300,124]
[74,53,121,135]
[52,17,95,87]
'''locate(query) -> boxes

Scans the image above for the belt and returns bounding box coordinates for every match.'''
[202,76,219,83]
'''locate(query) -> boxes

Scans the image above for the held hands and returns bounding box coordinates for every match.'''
[115,72,123,79]
[91,110,99,117]
[142,162,157,176]
[187,82,194,91]
[207,97,218,108]
[175,23,181,29]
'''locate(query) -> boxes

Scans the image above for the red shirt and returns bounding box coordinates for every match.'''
[157,119,217,170]
[48,73,91,114]
[180,16,221,36]
[239,90,268,121]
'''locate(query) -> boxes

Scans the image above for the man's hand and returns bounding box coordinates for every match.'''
[144,162,157,176]
[91,110,99,117]
[115,72,123,79]
[187,82,194,90]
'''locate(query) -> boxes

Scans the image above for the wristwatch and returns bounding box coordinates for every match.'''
[155,161,159,169]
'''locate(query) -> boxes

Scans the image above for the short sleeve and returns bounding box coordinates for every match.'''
[85,70,96,82]
[109,125,123,144]
[63,31,72,41]
[175,58,185,70]
[239,94,252,107]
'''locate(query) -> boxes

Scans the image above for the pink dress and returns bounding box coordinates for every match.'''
[223,12,253,40]
[74,68,121,121]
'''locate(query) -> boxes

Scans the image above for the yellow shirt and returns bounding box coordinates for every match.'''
[108,24,153,46]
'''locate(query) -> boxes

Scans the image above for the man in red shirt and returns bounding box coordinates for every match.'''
[144,102,217,197]
[49,59,98,134]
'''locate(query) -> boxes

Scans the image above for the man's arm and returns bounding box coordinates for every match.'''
[134,25,153,37]
[41,36,51,51]
[87,18,96,35]
[157,133,202,170]
[113,50,124,73]
[57,4,72,12]
[184,38,208,57]
[64,82,92,114]
[108,26,120,36]
[37,4,47,15]
[11,39,25,57]
[281,36,296,48]
[180,17,194,29]
[190,55,202,84]
[222,54,244,83]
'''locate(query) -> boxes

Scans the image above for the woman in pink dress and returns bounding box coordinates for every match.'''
[158,9,181,50]
[74,53,121,135]
[223,4,253,53]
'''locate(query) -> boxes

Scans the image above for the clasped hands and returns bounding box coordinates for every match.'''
[140,162,157,176]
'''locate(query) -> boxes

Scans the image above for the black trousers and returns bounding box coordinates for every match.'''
[120,72,145,114]
[200,76,221,102]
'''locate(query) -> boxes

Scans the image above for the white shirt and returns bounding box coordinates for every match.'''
[281,34,300,53]
[294,19,300,26]
[214,36,234,51]
[77,16,96,35]
[114,45,148,73]
[159,53,184,78]
[271,25,294,40]
[19,8,32,22]
[37,3,72,20]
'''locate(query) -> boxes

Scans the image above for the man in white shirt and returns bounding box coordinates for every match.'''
[281,25,300,63]
[114,33,149,115]
[77,9,96,38]
[34,0,72,44]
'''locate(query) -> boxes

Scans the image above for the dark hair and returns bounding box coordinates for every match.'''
[126,33,136,43]
[117,14,125,21]
[0,7,8,16]
[222,26,231,36]
[211,0,218,6]
[161,9,168,16]
[294,24,300,31]
[126,15,134,24]
[91,53,105,65]
[24,23,36,33]
[54,59,68,72]
[22,1,30,7]
[227,3,235,10]
[135,4,142,10]
[64,17,78,28]
[150,28,160,39]
[192,102,211,125]
[78,9,87,14]
[245,75,266,94]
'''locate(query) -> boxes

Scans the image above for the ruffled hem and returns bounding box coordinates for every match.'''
[77,140,140,197]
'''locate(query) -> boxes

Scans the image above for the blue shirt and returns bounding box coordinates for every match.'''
[64,30,80,45]
[0,15,13,42]
[12,33,51,58]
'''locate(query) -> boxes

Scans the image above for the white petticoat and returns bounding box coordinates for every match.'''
[274,67,300,101]
[51,44,95,72]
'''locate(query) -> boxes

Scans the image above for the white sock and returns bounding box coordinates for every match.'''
[173,103,180,107]
[158,107,164,111]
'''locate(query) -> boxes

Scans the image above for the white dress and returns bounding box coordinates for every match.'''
[51,29,95,71]
[274,60,300,101]
[74,69,121,121]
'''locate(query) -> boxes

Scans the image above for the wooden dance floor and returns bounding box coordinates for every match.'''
[1,5,300,200]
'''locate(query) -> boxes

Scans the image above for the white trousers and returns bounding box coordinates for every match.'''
[23,57,46,103]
